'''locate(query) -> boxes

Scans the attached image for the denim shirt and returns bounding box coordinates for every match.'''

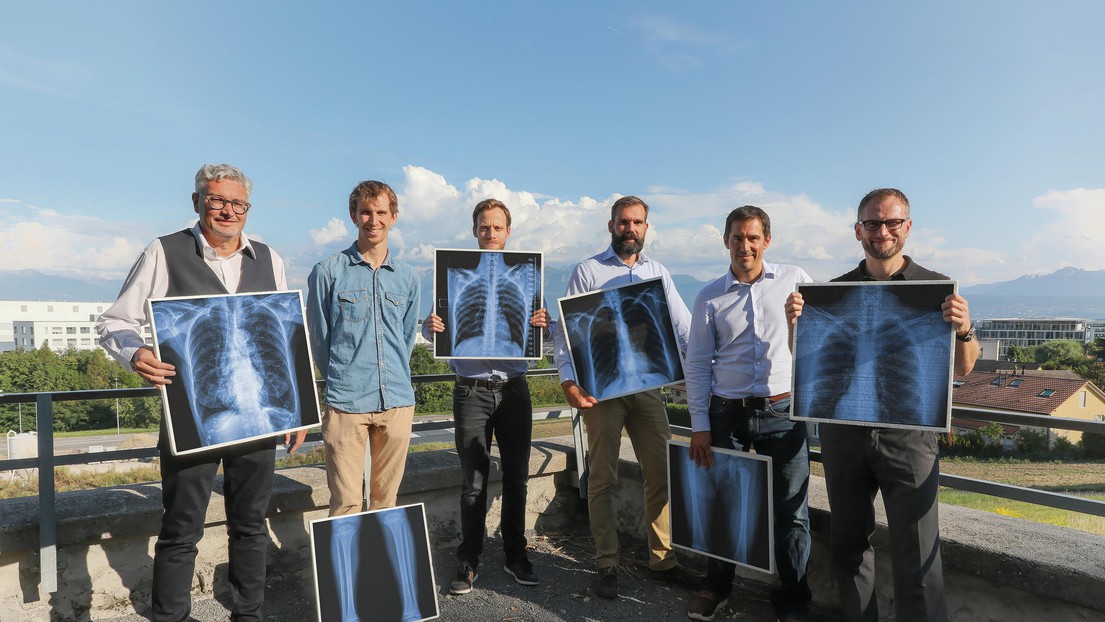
[307,243,421,413]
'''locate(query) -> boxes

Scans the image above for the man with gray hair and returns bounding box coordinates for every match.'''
[99,164,303,622]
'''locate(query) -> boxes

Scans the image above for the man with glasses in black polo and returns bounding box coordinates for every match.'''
[786,188,979,622]
[99,164,304,622]
[421,199,549,595]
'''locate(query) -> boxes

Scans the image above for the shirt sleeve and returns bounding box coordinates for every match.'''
[306,262,333,379]
[552,262,590,384]
[270,248,290,291]
[404,272,421,356]
[662,267,693,353]
[96,241,166,370]
[685,287,716,432]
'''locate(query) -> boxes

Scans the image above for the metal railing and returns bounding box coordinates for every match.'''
[3,372,1105,595]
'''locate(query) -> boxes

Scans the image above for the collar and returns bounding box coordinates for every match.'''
[855,255,917,281]
[599,244,651,267]
[725,261,777,289]
[344,241,394,270]
[191,223,254,260]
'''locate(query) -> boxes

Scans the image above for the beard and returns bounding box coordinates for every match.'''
[862,236,904,260]
[612,231,645,255]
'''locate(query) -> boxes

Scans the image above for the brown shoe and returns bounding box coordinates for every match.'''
[687,590,728,621]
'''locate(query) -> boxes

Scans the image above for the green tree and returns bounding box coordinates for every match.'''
[1013,428,1050,456]
[1005,345,1035,363]
[979,421,1006,448]
[1034,340,1086,369]
[409,344,452,413]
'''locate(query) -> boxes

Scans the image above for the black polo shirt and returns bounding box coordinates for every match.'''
[832,255,948,282]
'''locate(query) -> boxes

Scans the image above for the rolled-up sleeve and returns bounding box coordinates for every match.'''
[552,263,591,385]
[97,242,165,370]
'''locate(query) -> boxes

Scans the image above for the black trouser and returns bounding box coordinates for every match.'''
[152,436,276,622]
[701,395,812,617]
[453,376,533,567]
[820,424,947,622]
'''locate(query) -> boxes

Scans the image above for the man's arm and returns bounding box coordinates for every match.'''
[661,268,692,353]
[944,293,980,375]
[685,289,717,468]
[554,264,598,409]
[403,273,421,356]
[305,263,333,380]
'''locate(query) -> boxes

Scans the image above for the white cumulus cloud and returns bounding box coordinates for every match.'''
[308,218,349,245]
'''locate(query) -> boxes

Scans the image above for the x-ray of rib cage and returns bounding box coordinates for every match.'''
[443,251,540,358]
[791,282,955,430]
[560,278,684,401]
[151,292,307,451]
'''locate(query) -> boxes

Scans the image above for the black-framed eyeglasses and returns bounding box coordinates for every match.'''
[858,218,906,232]
[202,194,251,215]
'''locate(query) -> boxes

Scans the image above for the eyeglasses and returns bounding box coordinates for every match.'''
[202,194,251,215]
[858,218,907,232]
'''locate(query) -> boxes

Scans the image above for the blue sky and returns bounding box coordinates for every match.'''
[2,2,1103,290]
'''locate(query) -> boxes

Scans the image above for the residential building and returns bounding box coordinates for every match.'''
[975,318,1088,359]
[0,300,152,353]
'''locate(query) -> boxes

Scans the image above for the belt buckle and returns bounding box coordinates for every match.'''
[487,375,507,389]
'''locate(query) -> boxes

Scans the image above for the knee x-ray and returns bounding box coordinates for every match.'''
[148,291,321,455]
[558,277,685,401]
[310,504,439,622]
[433,249,543,360]
[791,281,955,431]
[667,440,774,573]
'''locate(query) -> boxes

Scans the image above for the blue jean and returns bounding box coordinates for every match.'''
[453,376,533,566]
[701,395,812,615]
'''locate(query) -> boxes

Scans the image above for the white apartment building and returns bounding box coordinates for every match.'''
[0,300,152,353]
[975,318,1088,359]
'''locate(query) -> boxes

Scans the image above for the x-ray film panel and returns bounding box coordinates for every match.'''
[666,440,774,574]
[148,290,322,456]
[790,280,956,432]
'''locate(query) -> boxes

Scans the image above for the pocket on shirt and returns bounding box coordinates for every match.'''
[382,291,407,322]
[337,289,369,323]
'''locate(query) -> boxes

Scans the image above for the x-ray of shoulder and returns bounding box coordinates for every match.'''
[148,290,322,455]
[558,277,685,402]
[310,503,439,622]
[667,440,774,574]
[791,281,956,431]
[433,249,543,360]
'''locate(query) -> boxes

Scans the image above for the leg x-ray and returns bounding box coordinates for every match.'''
[558,277,684,401]
[310,504,440,622]
[433,249,543,360]
[791,281,956,431]
[667,440,774,573]
[148,290,321,455]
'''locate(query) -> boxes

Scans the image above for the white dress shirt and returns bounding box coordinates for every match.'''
[552,245,692,385]
[685,261,812,432]
[97,224,288,370]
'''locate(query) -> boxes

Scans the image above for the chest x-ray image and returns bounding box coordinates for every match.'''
[148,290,321,455]
[310,503,439,622]
[558,277,685,402]
[791,281,956,431]
[667,440,774,573]
[433,249,543,360]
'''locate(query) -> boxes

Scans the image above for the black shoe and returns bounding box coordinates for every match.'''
[687,591,728,621]
[590,566,618,599]
[649,565,702,590]
[449,563,478,595]
[503,558,539,586]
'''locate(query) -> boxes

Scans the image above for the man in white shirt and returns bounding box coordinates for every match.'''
[554,195,697,599]
[98,164,304,622]
[683,206,812,622]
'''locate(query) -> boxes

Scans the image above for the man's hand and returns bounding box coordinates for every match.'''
[785,291,804,325]
[530,308,550,328]
[561,380,598,410]
[132,347,176,386]
[284,429,307,454]
[941,294,972,336]
[423,312,445,333]
[689,431,714,468]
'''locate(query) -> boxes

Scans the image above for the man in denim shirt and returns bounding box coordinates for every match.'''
[307,180,420,515]
[685,206,813,622]
[421,198,550,594]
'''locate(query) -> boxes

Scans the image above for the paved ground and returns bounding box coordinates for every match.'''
[101,523,842,622]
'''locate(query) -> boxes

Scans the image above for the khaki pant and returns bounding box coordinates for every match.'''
[582,389,676,571]
[322,404,415,515]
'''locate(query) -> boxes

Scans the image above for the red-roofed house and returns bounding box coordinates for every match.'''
[952,370,1105,443]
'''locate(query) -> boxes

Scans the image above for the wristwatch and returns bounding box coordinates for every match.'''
[956,323,976,342]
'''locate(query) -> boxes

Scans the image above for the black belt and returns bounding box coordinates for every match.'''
[716,392,790,410]
[455,375,523,389]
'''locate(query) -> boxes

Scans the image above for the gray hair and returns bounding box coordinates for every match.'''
[194,163,253,195]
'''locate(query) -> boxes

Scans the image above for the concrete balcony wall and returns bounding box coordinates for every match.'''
[1,436,1103,621]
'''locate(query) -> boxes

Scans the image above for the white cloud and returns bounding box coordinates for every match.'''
[308,218,348,245]
[1019,188,1105,274]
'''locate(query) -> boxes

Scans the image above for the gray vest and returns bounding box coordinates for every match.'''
[158,229,277,296]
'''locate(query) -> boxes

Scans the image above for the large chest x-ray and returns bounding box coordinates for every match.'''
[667,440,774,573]
[558,277,685,402]
[149,290,321,455]
[790,281,956,431]
[433,249,543,360]
[310,503,439,622]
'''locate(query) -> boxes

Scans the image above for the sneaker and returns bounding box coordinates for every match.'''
[687,591,728,621]
[503,558,539,586]
[590,566,618,599]
[448,563,477,595]
[649,564,701,590]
